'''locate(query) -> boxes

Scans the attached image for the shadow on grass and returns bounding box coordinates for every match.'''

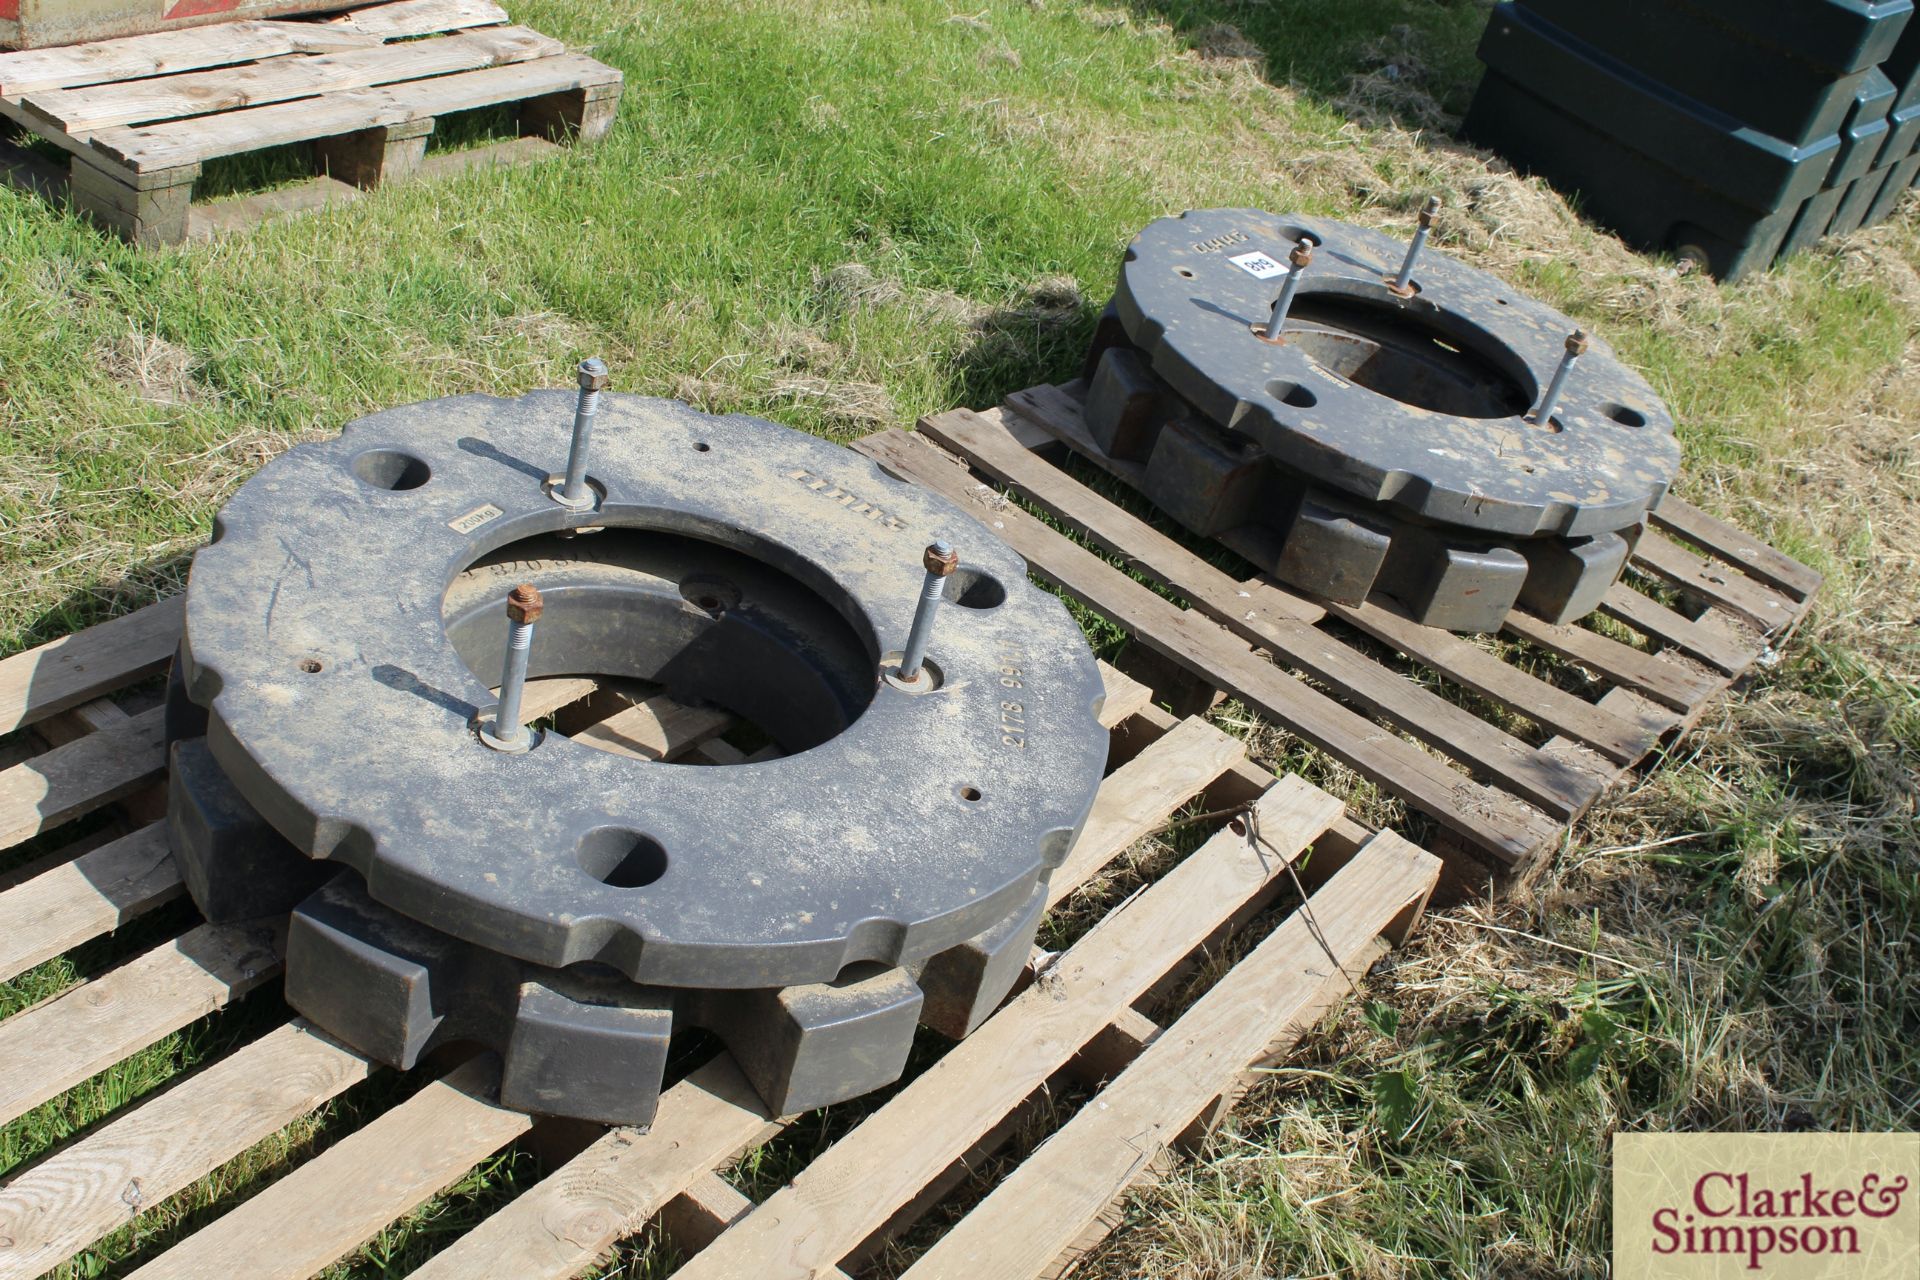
[943,277,1095,418]
[196,104,529,202]
[1123,0,1495,129]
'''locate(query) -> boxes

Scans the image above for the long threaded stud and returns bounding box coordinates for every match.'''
[1262,239,1314,343]
[556,358,610,508]
[897,540,958,683]
[1391,196,1440,295]
[1531,329,1588,426]
[486,584,543,751]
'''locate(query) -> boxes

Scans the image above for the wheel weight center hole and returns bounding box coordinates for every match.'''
[1283,292,1538,419]
[440,528,878,768]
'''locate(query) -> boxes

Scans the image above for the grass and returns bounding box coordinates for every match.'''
[1,1,1915,1277]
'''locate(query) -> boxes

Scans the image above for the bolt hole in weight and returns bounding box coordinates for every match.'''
[942,568,1007,609]
[677,572,742,614]
[1266,378,1318,409]
[350,448,433,491]
[298,658,324,674]
[579,828,669,887]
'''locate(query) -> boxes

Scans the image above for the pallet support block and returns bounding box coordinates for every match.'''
[519,81,622,144]
[312,118,435,189]
[67,157,198,248]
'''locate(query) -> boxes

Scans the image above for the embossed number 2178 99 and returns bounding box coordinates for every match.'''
[997,645,1027,748]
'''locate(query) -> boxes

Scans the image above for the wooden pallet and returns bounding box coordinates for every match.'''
[0,593,1439,1279]
[0,0,622,246]
[847,380,1823,885]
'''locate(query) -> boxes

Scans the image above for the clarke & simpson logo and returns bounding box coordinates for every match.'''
[1615,1133,1919,1278]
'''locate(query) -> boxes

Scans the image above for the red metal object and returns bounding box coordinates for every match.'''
[164,0,242,17]
[1,1,346,49]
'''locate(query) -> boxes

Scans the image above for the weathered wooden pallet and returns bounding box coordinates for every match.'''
[0,0,622,246]
[847,380,1823,885]
[0,593,1439,1278]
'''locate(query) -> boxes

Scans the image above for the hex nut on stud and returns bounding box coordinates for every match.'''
[554,358,611,511]
[481,583,543,753]
[924,544,959,577]
[1530,329,1588,427]
[1390,196,1440,296]
[897,539,957,684]
[506,583,544,624]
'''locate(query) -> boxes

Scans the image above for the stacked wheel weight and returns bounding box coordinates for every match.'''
[165,388,1109,1126]
[1081,208,1682,632]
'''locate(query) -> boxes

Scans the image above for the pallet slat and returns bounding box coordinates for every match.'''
[404,1057,781,1280]
[35,693,133,746]
[1629,529,1799,635]
[22,25,565,135]
[0,704,167,853]
[0,1021,372,1280]
[0,595,180,734]
[1318,596,1667,763]
[857,431,1561,869]
[0,921,282,1128]
[0,26,350,97]
[571,694,734,762]
[0,823,180,984]
[1049,715,1243,907]
[0,0,506,95]
[1096,659,1154,726]
[325,0,513,40]
[1500,609,1724,713]
[663,1175,840,1268]
[666,778,1345,1280]
[130,1055,532,1280]
[902,832,1439,1280]
[515,675,599,723]
[1597,581,1756,676]
[90,52,622,171]
[1649,497,1823,601]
